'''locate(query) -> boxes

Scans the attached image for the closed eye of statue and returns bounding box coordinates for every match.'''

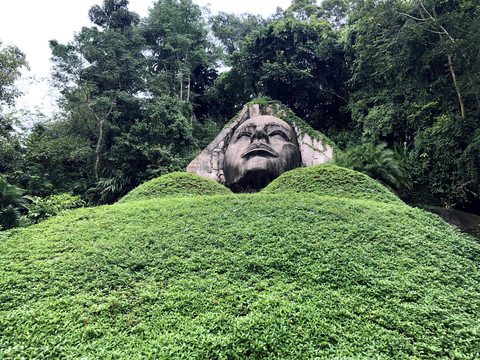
[269,130,289,141]
[236,131,251,141]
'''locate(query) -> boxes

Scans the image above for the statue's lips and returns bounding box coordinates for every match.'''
[241,145,278,158]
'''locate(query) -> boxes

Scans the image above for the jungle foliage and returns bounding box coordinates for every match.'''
[2,0,480,215]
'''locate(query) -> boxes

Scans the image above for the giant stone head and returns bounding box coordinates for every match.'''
[224,115,302,191]
[186,102,333,192]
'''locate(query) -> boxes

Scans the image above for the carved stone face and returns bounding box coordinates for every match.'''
[224,115,302,191]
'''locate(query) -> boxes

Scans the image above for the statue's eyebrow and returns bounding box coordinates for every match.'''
[233,125,254,141]
[264,123,289,130]
[237,125,255,133]
[236,122,291,137]
[265,123,291,139]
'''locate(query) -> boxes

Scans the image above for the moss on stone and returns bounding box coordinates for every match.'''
[224,98,336,150]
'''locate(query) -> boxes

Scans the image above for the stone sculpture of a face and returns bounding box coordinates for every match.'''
[224,115,302,191]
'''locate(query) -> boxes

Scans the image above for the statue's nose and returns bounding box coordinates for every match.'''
[251,127,269,143]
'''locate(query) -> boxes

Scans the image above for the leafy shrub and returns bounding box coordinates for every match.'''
[0,174,29,230]
[147,145,188,177]
[27,193,85,224]
[262,163,402,204]
[118,172,232,203]
[95,145,195,205]
[93,172,137,205]
[333,142,412,195]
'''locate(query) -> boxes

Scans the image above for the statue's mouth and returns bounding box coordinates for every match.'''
[241,145,278,158]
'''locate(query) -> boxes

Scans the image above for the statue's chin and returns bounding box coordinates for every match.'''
[227,169,278,193]
[224,156,282,192]
[224,150,302,192]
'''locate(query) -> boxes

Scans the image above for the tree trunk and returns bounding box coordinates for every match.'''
[447,54,466,118]
[94,117,105,180]
[185,52,190,103]
[403,1,468,118]
[177,53,183,101]
[180,77,183,101]
[83,93,115,180]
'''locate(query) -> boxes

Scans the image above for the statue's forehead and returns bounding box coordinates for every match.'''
[238,115,292,129]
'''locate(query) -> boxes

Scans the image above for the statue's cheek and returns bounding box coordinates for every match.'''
[280,144,302,168]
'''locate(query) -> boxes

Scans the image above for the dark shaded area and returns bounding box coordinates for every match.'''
[425,208,480,236]
[227,169,278,193]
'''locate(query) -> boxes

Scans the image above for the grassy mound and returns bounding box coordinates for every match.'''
[118,172,232,203]
[1,192,479,358]
[263,164,402,204]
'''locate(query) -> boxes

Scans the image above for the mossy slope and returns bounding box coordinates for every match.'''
[1,191,479,358]
[118,172,232,203]
[263,164,402,204]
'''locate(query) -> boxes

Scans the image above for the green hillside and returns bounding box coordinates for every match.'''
[1,169,479,359]
[118,172,233,203]
[262,164,402,204]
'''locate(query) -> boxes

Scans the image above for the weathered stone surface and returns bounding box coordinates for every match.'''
[186,102,334,191]
[224,115,301,191]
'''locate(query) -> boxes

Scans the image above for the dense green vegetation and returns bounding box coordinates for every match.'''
[2,0,480,216]
[1,178,479,358]
[118,172,232,203]
[26,193,86,224]
[263,164,403,204]
[0,174,29,230]
[2,0,480,356]
[333,142,412,196]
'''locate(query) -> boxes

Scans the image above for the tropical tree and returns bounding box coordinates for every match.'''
[141,0,219,104]
[400,0,480,118]
[0,41,28,107]
[283,0,322,21]
[226,14,350,136]
[343,0,480,208]
[0,112,26,180]
[210,12,270,56]
[1,41,28,176]
[206,12,273,120]
[17,118,96,198]
[100,95,195,203]
[50,0,146,180]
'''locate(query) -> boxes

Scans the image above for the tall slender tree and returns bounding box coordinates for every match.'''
[226,13,350,135]
[141,0,219,104]
[0,41,28,108]
[50,0,146,180]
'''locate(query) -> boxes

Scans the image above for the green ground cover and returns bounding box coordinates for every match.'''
[1,169,479,359]
[118,172,232,203]
[263,164,402,204]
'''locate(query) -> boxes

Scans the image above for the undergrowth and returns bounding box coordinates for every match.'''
[1,191,479,359]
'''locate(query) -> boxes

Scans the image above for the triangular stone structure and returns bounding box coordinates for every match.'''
[186,102,334,186]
